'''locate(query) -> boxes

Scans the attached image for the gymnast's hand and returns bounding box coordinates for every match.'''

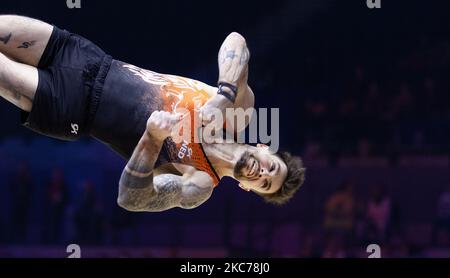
[146,110,183,141]
[199,93,233,127]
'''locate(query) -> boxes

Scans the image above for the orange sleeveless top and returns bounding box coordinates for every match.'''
[124,65,221,186]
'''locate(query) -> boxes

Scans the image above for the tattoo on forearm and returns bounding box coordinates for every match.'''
[18,41,36,49]
[240,47,249,65]
[220,48,239,64]
[122,168,154,189]
[219,44,249,66]
[119,138,158,190]
[219,46,228,64]
[118,176,157,211]
[226,50,238,60]
[118,133,212,212]
[0,33,12,44]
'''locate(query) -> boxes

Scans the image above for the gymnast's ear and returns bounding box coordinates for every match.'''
[257,144,269,149]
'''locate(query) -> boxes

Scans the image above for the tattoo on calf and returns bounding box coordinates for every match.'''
[18,41,36,49]
[0,33,12,45]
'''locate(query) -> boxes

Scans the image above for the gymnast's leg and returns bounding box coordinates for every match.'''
[0,15,53,111]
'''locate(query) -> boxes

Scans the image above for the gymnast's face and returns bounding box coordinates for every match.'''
[233,145,288,194]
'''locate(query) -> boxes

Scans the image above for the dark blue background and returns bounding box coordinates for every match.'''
[1,0,450,258]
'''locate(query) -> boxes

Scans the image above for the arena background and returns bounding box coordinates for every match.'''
[1,0,450,258]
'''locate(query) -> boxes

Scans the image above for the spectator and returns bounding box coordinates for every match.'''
[43,168,69,244]
[433,183,450,246]
[365,184,392,243]
[110,205,138,245]
[323,180,356,240]
[9,162,33,243]
[75,180,105,244]
[321,235,347,258]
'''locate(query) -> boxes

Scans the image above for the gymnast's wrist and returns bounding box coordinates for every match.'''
[217,82,238,103]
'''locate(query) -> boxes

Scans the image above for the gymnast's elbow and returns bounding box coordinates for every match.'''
[116,186,150,212]
[117,195,142,212]
[227,32,246,43]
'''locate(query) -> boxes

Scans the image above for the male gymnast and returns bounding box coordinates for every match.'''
[0,15,305,212]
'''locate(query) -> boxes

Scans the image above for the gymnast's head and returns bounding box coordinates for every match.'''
[233,144,306,205]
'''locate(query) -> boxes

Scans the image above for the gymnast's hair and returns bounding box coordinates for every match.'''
[257,152,306,206]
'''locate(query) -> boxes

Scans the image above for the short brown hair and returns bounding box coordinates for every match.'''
[258,152,306,206]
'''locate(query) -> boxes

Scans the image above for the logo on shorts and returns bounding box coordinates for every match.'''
[71,123,79,135]
[178,141,193,159]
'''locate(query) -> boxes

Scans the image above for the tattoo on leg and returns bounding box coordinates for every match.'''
[12,91,21,100]
[17,41,36,49]
[0,33,12,44]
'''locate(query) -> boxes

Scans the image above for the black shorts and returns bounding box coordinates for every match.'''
[21,26,112,141]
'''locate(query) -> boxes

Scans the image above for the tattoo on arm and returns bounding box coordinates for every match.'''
[117,132,212,212]
[119,172,213,212]
[226,50,238,60]
[218,37,251,89]
[219,46,228,64]
[219,47,240,64]
[219,45,250,65]
[0,33,12,44]
[18,41,36,49]
[154,175,213,210]
[239,47,249,65]
[117,132,163,209]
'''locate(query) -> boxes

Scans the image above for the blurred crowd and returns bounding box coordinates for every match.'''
[0,0,450,258]
[1,161,450,258]
[297,36,450,158]
[1,162,138,247]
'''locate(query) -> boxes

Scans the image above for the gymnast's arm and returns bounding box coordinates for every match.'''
[217,32,254,109]
[201,32,254,131]
[117,111,213,212]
